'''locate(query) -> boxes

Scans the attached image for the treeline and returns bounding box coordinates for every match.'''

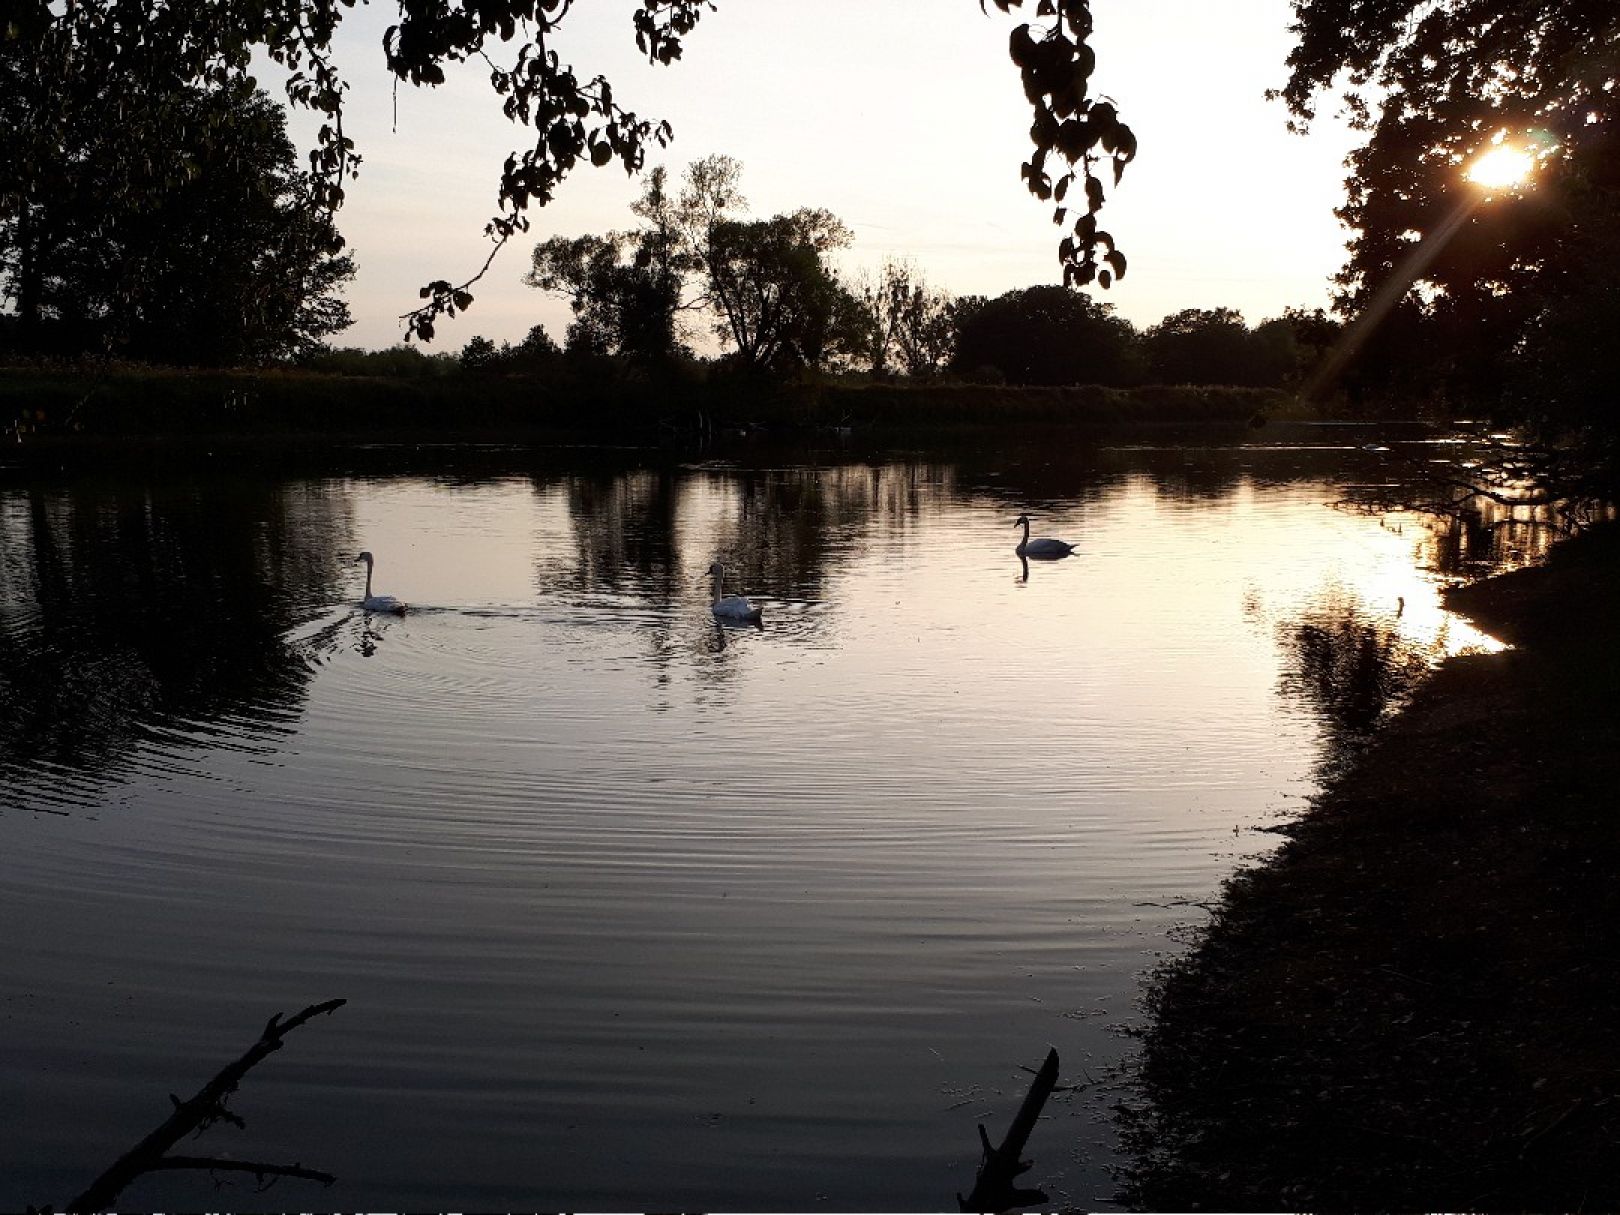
[449,155,1342,393]
[288,155,1338,395]
[300,294,1339,397]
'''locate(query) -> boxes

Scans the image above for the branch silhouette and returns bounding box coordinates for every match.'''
[65,999,346,1213]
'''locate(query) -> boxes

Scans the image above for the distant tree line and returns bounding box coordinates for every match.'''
[310,291,1342,396]
[405,155,1340,393]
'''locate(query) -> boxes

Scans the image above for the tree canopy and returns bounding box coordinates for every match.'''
[0,79,353,363]
[860,261,956,380]
[527,157,868,375]
[1277,0,1620,431]
[1143,308,1258,388]
[2,0,1134,345]
[950,285,1139,386]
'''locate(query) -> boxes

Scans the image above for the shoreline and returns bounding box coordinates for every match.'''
[1,363,1305,455]
[1119,521,1620,1208]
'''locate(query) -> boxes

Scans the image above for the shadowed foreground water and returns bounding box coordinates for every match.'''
[0,435,1526,1209]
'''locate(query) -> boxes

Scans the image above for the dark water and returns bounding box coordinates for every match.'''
[0,434,1534,1209]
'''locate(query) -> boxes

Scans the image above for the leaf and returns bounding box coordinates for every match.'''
[1085,174,1105,212]
[1009,24,1038,68]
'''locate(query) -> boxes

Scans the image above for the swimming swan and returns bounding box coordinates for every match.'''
[1014,513,1077,559]
[706,562,762,622]
[355,551,407,614]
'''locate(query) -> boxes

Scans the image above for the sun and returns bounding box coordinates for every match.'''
[1467,144,1534,189]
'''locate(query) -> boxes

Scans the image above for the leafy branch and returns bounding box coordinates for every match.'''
[990,0,1136,288]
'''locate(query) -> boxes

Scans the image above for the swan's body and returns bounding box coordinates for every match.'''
[1013,514,1076,559]
[706,562,762,622]
[355,551,407,615]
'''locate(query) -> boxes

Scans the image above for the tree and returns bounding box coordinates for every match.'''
[527,157,866,376]
[0,81,353,363]
[1142,308,1260,387]
[703,208,868,373]
[3,2,1134,344]
[1248,307,1342,390]
[1277,0,1619,432]
[860,260,956,379]
[460,335,501,372]
[524,229,683,365]
[950,285,1139,386]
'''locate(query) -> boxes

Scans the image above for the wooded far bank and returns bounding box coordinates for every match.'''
[0,363,1300,454]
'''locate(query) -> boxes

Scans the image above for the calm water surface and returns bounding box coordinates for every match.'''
[0,434,1526,1209]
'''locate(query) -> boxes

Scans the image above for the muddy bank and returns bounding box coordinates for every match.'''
[1119,522,1620,1210]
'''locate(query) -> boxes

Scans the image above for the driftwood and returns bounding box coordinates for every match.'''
[959,1046,1060,1213]
[65,998,346,1213]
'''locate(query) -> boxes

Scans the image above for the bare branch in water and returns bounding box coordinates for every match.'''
[65,999,346,1213]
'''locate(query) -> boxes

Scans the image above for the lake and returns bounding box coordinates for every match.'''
[0,429,1531,1209]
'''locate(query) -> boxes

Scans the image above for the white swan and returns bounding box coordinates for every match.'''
[1014,513,1077,559]
[706,561,762,622]
[355,551,407,615]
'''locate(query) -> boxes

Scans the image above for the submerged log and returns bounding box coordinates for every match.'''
[958,1045,1060,1213]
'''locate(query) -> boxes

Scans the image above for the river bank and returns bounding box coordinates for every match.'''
[1119,520,1620,1208]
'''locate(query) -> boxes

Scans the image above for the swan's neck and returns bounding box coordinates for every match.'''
[363,562,374,599]
[1019,517,1031,541]
[711,569,725,604]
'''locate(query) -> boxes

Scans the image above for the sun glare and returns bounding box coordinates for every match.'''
[1467,144,1534,189]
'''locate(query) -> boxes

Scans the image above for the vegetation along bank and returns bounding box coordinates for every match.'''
[0,362,1295,456]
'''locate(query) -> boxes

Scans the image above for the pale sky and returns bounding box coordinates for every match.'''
[288,1,1364,352]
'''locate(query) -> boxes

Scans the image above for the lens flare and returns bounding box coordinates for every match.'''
[1467,145,1533,189]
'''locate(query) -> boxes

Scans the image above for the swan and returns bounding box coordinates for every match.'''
[706,561,762,622]
[1014,513,1077,559]
[355,551,407,615]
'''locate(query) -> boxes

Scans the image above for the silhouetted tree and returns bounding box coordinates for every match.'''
[1274,305,1340,385]
[1278,0,1620,435]
[949,285,1139,386]
[300,343,456,378]
[457,324,565,376]
[526,230,684,366]
[859,260,955,378]
[704,209,867,373]
[0,82,352,363]
[460,335,501,372]
[1142,307,1264,387]
[528,158,865,376]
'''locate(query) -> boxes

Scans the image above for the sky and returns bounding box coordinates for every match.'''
[287,0,1366,353]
